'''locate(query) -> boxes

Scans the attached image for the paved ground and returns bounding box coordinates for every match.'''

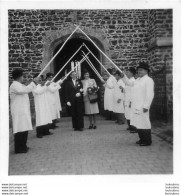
[9,115,173,175]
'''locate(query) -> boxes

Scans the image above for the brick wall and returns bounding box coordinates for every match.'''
[147,9,172,121]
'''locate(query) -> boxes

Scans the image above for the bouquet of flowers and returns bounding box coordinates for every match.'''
[87,86,99,103]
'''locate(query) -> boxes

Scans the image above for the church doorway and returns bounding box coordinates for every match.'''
[53,37,102,116]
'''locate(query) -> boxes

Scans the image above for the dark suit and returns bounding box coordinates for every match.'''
[65,79,84,130]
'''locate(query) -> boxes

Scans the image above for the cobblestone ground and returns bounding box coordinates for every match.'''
[9,116,173,175]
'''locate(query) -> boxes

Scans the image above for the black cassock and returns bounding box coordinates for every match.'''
[65,79,84,130]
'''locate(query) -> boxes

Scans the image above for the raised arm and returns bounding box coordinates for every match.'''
[47,83,61,93]
[10,82,35,95]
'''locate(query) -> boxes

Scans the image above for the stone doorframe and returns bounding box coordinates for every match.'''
[41,25,111,75]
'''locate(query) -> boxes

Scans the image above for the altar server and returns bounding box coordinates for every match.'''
[46,73,62,129]
[103,68,117,120]
[10,69,36,153]
[113,70,125,124]
[32,74,53,138]
[124,67,136,131]
[122,62,154,146]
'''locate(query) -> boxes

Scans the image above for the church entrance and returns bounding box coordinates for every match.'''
[53,37,102,116]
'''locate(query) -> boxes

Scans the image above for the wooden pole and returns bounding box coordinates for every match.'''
[38,25,79,77]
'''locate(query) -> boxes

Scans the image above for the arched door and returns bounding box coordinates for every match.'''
[53,38,102,116]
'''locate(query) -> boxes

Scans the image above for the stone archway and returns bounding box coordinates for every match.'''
[41,26,111,74]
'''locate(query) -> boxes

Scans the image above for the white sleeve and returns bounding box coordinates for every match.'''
[33,85,47,95]
[10,82,34,95]
[48,83,61,93]
[143,78,154,109]
[122,76,135,87]
[105,77,116,89]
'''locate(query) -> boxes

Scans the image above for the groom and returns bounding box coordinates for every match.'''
[65,71,84,131]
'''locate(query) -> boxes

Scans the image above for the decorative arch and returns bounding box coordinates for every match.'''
[41,26,111,74]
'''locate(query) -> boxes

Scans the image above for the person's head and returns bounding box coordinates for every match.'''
[107,68,112,75]
[83,71,90,80]
[126,67,136,79]
[111,68,116,75]
[70,71,77,80]
[103,72,109,81]
[46,73,54,81]
[114,70,121,80]
[137,62,150,78]
[40,75,44,81]
[12,69,24,83]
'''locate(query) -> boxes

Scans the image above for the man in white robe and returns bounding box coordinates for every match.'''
[32,74,53,138]
[103,68,117,120]
[113,70,125,124]
[10,69,37,153]
[124,67,136,131]
[122,62,154,146]
[46,73,62,129]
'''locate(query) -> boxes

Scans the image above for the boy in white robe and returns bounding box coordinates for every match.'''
[124,67,136,131]
[46,73,62,129]
[10,69,37,153]
[32,74,53,138]
[103,68,117,120]
[113,70,125,124]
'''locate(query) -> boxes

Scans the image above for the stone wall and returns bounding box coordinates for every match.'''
[147,9,172,121]
[8,9,173,121]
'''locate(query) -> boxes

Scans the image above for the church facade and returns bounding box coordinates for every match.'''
[8,9,173,121]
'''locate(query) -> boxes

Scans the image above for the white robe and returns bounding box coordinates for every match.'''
[113,79,125,113]
[33,84,52,127]
[124,77,135,120]
[104,76,117,111]
[46,82,61,120]
[10,81,34,134]
[122,75,154,129]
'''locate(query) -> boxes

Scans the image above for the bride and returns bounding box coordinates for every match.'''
[81,71,99,129]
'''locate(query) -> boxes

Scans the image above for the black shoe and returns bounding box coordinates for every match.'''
[44,132,53,135]
[130,130,138,133]
[136,140,142,144]
[37,135,43,138]
[88,125,93,129]
[139,143,151,146]
[15,149,28,154]
[92,125,97,129]
[26,146,30,151]
[47,132,53,135]
[127,127,131,131]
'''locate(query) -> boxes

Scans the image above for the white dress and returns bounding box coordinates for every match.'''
[32,84,52,127]
[10,81,34,134]
[124,77,135,120]
[123,75,154,129]
[104,76,117,111]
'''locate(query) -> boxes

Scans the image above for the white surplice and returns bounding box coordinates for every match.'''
[46,82,61,120]
[32,84,52,127]
[113,78,125,113]
[122,74,154,129]
[10,81,35,134]
[124,77,135,120]
[104,76,117,111]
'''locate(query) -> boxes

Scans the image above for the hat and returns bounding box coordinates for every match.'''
[46,72,54,79]
[137,61,150,72]
[128,67,136,75]
[12,69,23,80]
[114,70,121,76]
